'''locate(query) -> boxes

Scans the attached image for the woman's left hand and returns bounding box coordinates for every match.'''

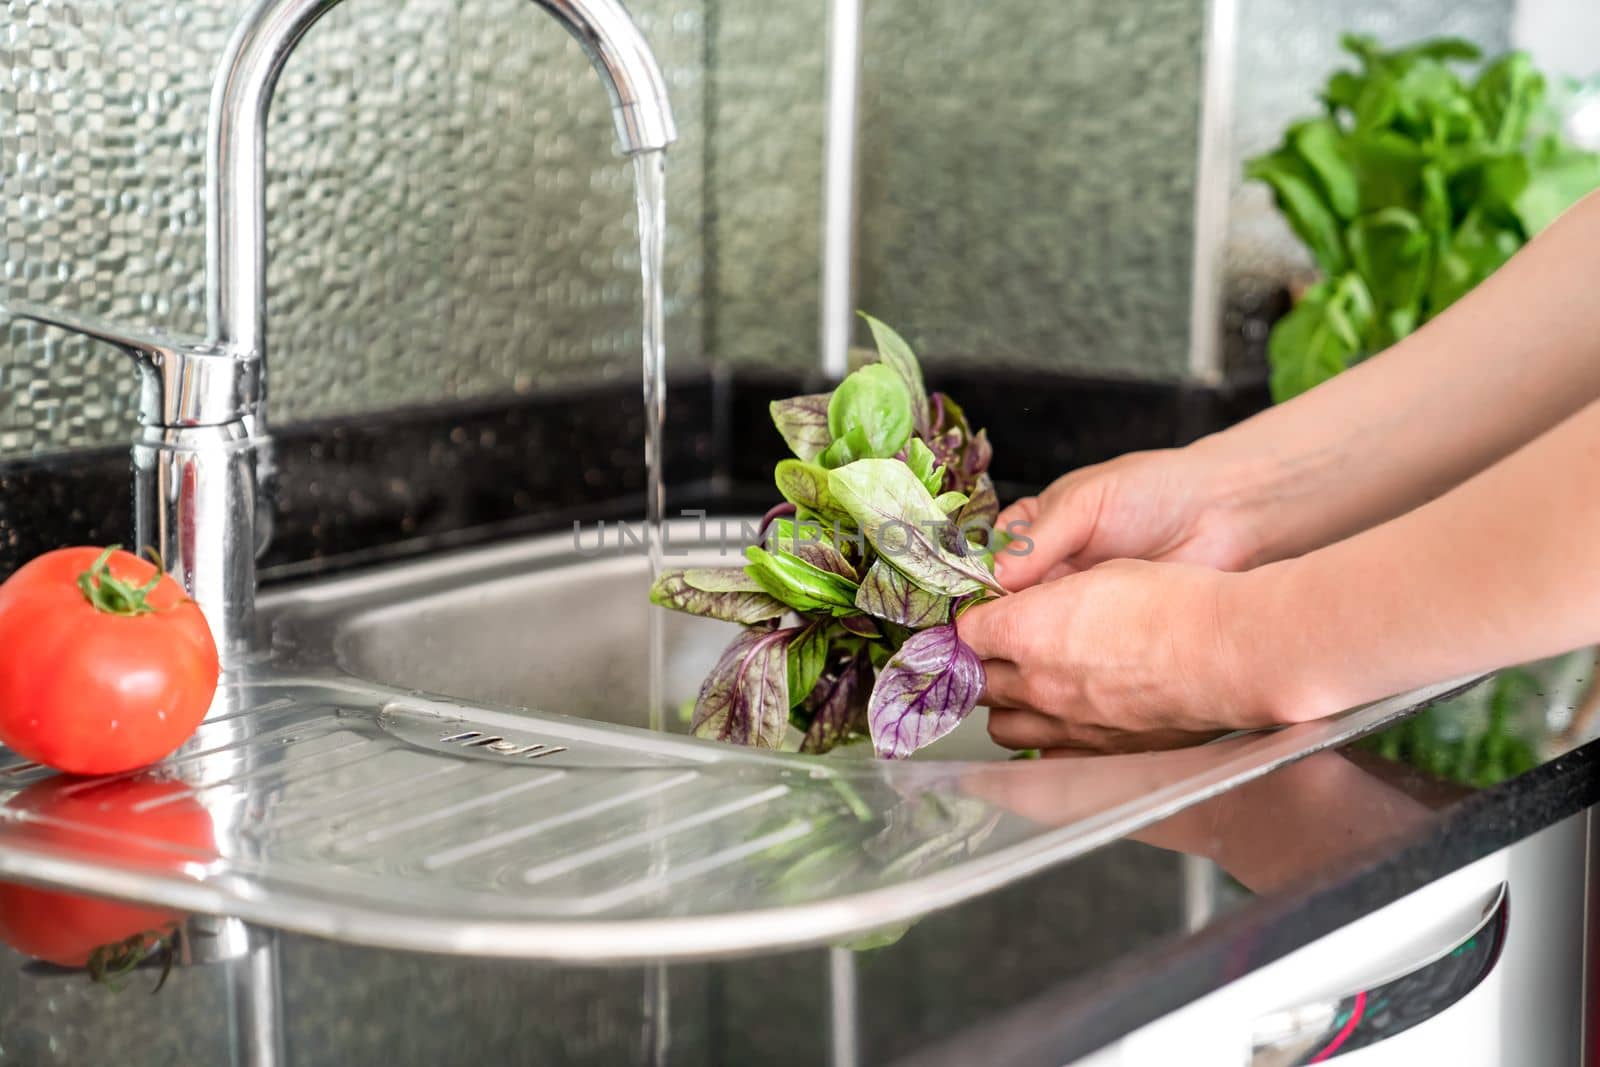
[956,559,1282,752]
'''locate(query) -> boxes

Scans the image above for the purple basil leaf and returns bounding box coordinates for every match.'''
[692,626,797,748]
[757,502,799,540]
[650,568,788,625]
[855,559,952,629]
[827,459,1006,598]
[839,614,882,638]
[801,652,871,754]
[961,428,993,482]
[868,624,984,758]
[955,473,999,530]
[770,393,834,462]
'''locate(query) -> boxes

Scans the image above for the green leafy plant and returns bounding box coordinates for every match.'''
[650,315,1007,758]
[1248,35,1600,401]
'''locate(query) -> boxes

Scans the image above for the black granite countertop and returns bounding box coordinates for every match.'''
[1,372,1595,1064]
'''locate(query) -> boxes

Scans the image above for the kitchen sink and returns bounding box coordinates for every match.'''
[0,521,1479,961]
[328,522,1009,761]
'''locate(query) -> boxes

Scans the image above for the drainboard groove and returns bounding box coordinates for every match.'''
[559,820,816,915]
[334,771,566,853]
[132,734,383,812]
[520,784,791,886]
[53,714,345,797]
[269,760,467,831]
[421,771,701,871]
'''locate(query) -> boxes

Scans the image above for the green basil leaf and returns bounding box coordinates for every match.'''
[819,426,874,469]
[903,437,945,497]
[1516,137,1600,236]
[827,459,1006,598]
[769,393,834,462]
[827,363,914,460]
[745,545,861,615]
[775,459,851,521]
[1245,149,1349,275]
[1348,208,1430,342]
[858,312,931,434]
[1268,280,1361,402]
[933,491,968,515]
[1292,118,1359,220]
[1426,209,1520,313]
[649,568,788,625]
[786,621,831,710]
[855,558,952,629]
[765,518,859,580]
[1473,52,1542,151]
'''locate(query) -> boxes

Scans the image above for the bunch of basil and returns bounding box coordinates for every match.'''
[1248,36,1600,401]
[650,315,1006,758]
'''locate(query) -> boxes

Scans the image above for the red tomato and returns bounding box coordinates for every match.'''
[0,547,219,775]
[0,776,214,970]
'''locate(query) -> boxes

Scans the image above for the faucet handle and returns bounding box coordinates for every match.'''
[1,299,258,429]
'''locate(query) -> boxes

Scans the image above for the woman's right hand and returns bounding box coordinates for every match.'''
[993,445,1263,591]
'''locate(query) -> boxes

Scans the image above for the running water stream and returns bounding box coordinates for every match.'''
[634,150,669,733]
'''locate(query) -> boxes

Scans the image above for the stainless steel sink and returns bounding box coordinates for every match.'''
[0,521,1478,961]
[328,524,1009,761]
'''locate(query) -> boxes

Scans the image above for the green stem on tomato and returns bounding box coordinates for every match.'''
[76,545,167,617]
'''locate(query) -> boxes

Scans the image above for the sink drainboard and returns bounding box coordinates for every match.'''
[0,673,1478,961]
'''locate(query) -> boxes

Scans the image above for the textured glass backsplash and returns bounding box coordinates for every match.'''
[0,0,708,456]
[857,0,1206,379]
[1223,0,1513,376]
[3,0,1231,459]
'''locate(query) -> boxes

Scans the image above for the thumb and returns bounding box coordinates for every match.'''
[992,485,1099,591]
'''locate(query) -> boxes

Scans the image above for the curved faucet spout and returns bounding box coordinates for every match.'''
[205,0,678,381]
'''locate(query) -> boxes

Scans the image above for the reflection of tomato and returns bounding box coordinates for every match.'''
[0,547,219,775]
[0,776,213,970]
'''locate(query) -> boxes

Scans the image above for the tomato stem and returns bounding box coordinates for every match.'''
[77,545,166,617]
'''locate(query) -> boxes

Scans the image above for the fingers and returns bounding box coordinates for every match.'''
[977,659,1028,708]
[986,708,1064,750]
[956,596,1032,662]
[992,480,1102,592]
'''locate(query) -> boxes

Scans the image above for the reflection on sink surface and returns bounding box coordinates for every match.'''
[0,522,1478,962]
[332,527,1008,760]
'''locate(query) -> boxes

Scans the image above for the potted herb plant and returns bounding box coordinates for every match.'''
[1249,35,1600,781]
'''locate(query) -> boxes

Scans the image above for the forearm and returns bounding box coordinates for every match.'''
[1194,190,1600,564]
[1233,394,1600,722]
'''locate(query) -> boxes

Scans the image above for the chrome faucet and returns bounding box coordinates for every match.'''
[1,0,676,663]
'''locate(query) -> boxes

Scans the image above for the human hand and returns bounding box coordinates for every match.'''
[958,559,1286,752]
[993,447,1262,592]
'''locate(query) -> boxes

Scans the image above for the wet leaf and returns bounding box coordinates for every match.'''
[800,652,871,753]
[827,460,1005,598]
[787,621,831,710]
[692,627,796,748]
[765,518,858,580]
[859,312,931,434]
[827,364,914,460]
[868,624,984,759]
[745,545,860,615]
[649,568,787,625]
[774,459,851,522]
[855,559,951,629]
[769,393,834,462]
